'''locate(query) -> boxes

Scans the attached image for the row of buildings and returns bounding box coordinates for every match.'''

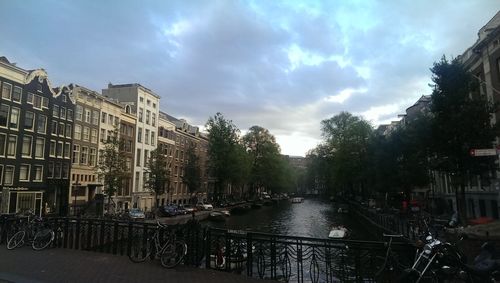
[379,12,500,219]
[0,56,211,216]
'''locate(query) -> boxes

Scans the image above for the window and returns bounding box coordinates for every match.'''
[60,107,66,120]
[72,145,79,164]
[0,134,5,156]
[33,94,42,109]
[4,166,14,185]
[85,109,91,123]
[36,114,47,134]
[92,110,99,125]
[145,129,149,145]
[138,108,143,122]
[47,162,54,178]
[65,124,72,138]
[58,122,65,136]
[34,165,43,181]
[67,109,73,121]
[42,97,48,108]
[9,107,19,129]
[89,148,96,166]
[2,82,12,100]
[24,112,35,131]
[101,112,107,123]
[0,165,3,185]
[56,141,63,157]
[49,140,56,157]
[138,127,142,143]
[80,146,88,165]
[107,130,113,141]
[146,110,150,124]
[91,129,97,143]
[22,136,33,157]
[153,103,156,109]
[7,135,17,157]
[35,138,44,159]
[12,86,22,103]
[83,127,90,141]
[62,95,67,102]
[62,163,69,179]
[27,92,34,104]
[147,99,151,106]
[114,116,119,126]
[144,150,149,166]
[135,172,140,191]
[152,113,156,126]
[53,105,59,118]
[0,104,8,127]
[51,121,57,135]
[19,164,30,181]
[136,149,141,166]
[140,97,144,103]
[76,105,83,121]
[108,114,114,125]
[36,83,42,92]
[54,162,61,178]
[64,142,70,159]
[100,129,106,142]
[74,124,82,140]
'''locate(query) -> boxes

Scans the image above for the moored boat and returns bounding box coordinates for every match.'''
[209,211,226,222]
[328,226,349,239]
[291,197,303,203]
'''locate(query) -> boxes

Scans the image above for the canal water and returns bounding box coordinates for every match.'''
[207,198,373,240]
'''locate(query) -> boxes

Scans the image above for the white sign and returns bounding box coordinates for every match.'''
[470,149,497,156]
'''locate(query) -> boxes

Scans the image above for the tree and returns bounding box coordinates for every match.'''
[183,142,201,203]
[96,129,129,213]
[145,148,170,209]
[320,112,373,197]
[242,126,282,197]
[206,112,241,200]
[430,56,498,223]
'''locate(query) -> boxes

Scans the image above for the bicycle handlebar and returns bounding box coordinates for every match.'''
[382,234,404,238]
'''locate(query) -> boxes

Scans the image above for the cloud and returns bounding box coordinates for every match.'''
[0,0,497,156]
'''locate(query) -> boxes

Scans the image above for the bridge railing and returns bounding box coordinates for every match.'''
[206,228,414,283]
[0,216,415,283]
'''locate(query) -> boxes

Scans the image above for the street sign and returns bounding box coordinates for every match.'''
[470,148,498,156]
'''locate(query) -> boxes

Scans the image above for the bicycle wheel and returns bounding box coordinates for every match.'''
[7,230,25,250]
[32,228,55,250]
[129,236,151,263]
[160,241,187,268]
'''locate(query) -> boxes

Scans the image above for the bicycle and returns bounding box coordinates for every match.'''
[374,233,409,282]
[6,211,55,251]
[128,220,187,268]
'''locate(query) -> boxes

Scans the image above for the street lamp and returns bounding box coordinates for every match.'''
[72,182,81,216]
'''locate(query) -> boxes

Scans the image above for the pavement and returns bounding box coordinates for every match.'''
[0,247,273,283]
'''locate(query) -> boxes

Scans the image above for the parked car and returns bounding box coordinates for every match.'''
[197,203,214,211]
[176,205,188,215]
[182,204,197,213]
[128,208,145,220]
[161,204,179,217]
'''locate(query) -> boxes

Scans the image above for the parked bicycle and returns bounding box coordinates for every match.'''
[129,220,187,268]
[6,211,55,251]
[374,233,410,282]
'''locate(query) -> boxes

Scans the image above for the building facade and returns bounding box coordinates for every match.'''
[103,83,159,211]
[0,57,74,216]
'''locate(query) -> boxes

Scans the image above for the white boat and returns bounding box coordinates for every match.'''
[329,226,349,239]
[291,197,303,203]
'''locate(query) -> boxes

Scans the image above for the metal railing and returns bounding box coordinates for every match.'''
[1,216,415,283]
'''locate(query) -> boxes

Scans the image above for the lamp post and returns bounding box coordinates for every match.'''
[72,182,81,216]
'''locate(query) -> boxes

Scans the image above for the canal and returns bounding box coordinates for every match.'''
[207,198,373,240]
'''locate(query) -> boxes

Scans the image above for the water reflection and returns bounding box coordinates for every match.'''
[207,198,371,240]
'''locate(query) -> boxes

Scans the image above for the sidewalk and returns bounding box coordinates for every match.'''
[0,247,273,283]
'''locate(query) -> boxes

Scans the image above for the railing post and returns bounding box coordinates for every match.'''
[112,220,119,255]
[99,220,105,253]
[271,236,276,280]
[86,219,93,250]
[246,232,253,277]
[205,228,211,269]
[225,230,231,272]
[126,222,133,257]
[75,218,81,250]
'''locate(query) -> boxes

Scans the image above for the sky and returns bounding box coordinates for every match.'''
[0,1,498,156]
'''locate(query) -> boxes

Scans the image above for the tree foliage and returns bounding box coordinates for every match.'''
[96,129,129,210]
[145,148,170,208]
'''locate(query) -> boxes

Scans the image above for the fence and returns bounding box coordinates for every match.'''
[0,216,415,283]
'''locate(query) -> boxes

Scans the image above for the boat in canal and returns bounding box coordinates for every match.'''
[291,197,303,203]
[209,211,227,222]
[328,226,349,239]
